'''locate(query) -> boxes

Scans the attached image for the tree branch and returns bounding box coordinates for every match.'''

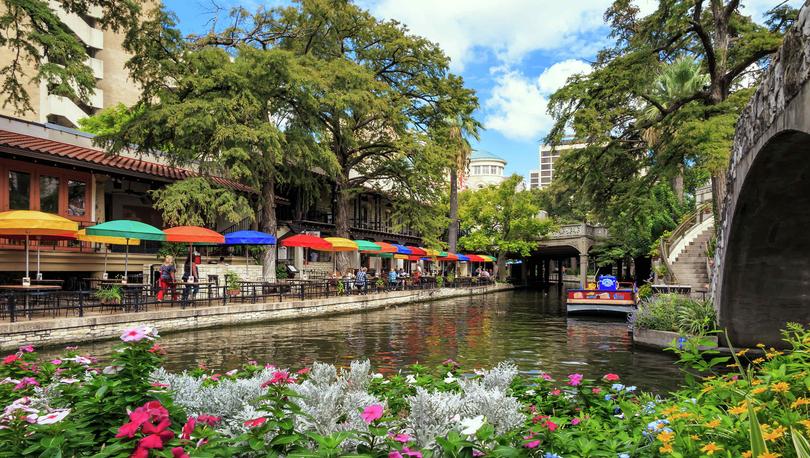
[691,0,717,80]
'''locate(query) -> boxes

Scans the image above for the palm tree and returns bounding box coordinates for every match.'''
[446,114,481,252]
[642,58,709,202]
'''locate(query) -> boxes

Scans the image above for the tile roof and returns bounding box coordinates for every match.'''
[0,129,252,192]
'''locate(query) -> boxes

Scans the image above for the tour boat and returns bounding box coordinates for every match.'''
[566,275,637,315]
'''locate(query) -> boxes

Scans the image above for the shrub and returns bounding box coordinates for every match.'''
[631,293,717,335]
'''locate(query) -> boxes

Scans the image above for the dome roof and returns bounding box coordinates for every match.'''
[470,150,506,163]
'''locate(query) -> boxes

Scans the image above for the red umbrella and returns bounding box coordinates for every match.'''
[406,246,427,256]
[466,254,487,262]
[164,226,224,244]
[281,234,332,250]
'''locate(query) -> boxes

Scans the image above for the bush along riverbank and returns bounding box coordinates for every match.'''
[1,325,809,457]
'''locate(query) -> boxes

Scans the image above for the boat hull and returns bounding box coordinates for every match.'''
[566,289,637,315]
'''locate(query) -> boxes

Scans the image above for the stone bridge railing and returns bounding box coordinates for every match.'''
[549,223,609,240]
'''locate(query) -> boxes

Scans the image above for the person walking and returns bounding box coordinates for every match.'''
[156,255,175,301]
[181,254,200,303]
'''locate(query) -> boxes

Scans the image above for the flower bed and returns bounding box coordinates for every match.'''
[1,324,809,457]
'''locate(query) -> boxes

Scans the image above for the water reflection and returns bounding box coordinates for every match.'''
[64,288,684,393]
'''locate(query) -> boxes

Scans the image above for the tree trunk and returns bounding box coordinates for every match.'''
[333,176,352,273]
[672,163,685,204]
[496,254,507,281]
[448,167,459,252]
[260,176,277,281]
[710,171,727,226]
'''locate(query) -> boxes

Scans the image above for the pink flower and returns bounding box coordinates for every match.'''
[261,371,293,387]
[247,360,258,366]
[567,373,583,386]
[544,420,558,431]
[181,417,196,440]
[540,373,554,381]
[592,387,601,394]
[148,344,166,355]
[65,346,78,350]
[571,418,581,426]
[401,447,422,458]
[3,354,19,365]
[139,433,166,449]
[243,417,267,428]
[50,359,62,365]
[19,345,34,353]
[116,420,142,438]
[196,414,221,426]
[549,389,561,396]
[14,377,39,391]
[391,433,411,443]
[121,327,147,342]
[473,451,485,457]
[172,447,190,458]
[151,382,170,388]
[603,373,620,381]
[297,367,311,375]
[389,452,403,458]
[36,409,70,425]
[361,404,384,424]
[525,440,541,448]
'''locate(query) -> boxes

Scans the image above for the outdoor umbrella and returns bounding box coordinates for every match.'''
[281,234,332,250]
[456,254,470,262]
[354,240,381,252]
[0,210,79,281]
[367,242,398,255]
[438,252,459,261]
[466,254,486,262]
[321,237,358,271]
[223,230,277,278]
[405,246,427,256]
[164,226,225,281]
[392,244,412,255]
[85,220,166,281]
[77,229,140,277]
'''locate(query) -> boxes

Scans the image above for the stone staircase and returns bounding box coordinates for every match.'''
[668,225,713,293]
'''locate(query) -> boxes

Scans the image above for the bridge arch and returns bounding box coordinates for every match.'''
[713,6,810,347]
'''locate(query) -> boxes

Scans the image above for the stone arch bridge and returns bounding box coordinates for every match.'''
[713,5,810,347]
[522,223,609,286]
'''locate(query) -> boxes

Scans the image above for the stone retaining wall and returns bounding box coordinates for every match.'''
[0,284,514,350]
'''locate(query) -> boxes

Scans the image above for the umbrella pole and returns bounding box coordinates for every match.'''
[124,239,129,281]
[245,246,249,279]
[25,234,29,280]
[36,240,40,278]
[103,244,108,275]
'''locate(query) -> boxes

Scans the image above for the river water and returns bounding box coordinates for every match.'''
[68,287,685,394]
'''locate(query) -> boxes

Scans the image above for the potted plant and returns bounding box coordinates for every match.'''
[375,277,385,291]
[225,271,241,297]
[436,275,444,288]
[95,284,122,305]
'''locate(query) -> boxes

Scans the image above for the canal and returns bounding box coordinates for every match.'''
[73,287,685,393]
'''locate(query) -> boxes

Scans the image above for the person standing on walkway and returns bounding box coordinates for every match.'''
[182,254,200,303]
[355,267,367,294]
[157,255,175,301]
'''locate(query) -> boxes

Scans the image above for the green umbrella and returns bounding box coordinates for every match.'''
[354,240,381,252]
[85,220,166,281]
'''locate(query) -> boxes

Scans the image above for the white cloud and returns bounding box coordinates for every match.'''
[364,0,615,71]
[484,60,591,141]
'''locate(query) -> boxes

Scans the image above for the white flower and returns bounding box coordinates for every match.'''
[226,369,238,376]
[460,415,485,436]
[405,374,417,384]
[371,373,383,379]
[37,409,70,425]
[444,372,457,384]
[58,378,80,384]
[102,365,122,375]
[525,389,536,396]
[381,380,390,384]
[0,378,20,385]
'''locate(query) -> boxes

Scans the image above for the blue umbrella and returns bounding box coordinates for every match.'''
[392,244,412,254]
[456,254,470,262]
[223,230,277,278]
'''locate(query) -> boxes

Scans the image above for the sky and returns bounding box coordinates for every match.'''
[162,0,802,178]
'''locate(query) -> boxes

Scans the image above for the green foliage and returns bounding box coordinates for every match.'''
[0,0,143,114]
[632,293,717,335]
[94,284,122,304]
[276,264,289,280]
[224,271,240,292]
[458,175,554,258]
[78,103,143,137]
[149,178,254,227]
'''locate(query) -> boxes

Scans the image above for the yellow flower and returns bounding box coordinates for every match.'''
[659,443,673,454]
[669,412,692,421]
[763,425,786,442]
[701,442,723,455]
[661,406,680,416]
[756,343,766,348]
[729,402,748,415]
[752,387,767,395]
[760,453,781,458]
[742,451,752,458]
[771,382,790,393]
[799,419,810,432]
[657,430,675,443]
[701,385,715,394]
[753,357,765,364]
[751,379,763,386]
[736,348,749,356]
[690,434,700,440]
[766,350,783,359]
[704,419,721,429]
[791,398,810,408]
[726,363,739,368]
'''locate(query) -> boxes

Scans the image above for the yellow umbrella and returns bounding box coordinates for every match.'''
[77,229,140,277]
[423,248,440,257]
[321,237,358,272]
[0,210,78,280]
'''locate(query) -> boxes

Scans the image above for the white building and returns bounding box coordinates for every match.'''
[534,139,587,189]
[463,150,507,190]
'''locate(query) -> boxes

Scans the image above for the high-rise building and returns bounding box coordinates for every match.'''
[535,139,587,189]
[463,150,507,190]
[0,2,144,128]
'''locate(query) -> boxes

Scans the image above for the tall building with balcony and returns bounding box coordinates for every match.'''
[536,139,587,189]
[0,2,142,128]
[463,150,507,190]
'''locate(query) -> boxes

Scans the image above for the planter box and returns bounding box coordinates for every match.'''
[633,328,718,351]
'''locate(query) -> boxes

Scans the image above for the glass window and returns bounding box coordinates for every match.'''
[8,171,30,210]
[67,180,86,216]
[39,176,59,213]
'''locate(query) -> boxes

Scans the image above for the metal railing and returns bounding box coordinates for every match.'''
[0,277,497,322]
[658,202,713,284]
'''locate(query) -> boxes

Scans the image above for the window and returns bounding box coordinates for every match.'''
[67,180,87,216]
[8,171,30,210]
[40,176,59,213]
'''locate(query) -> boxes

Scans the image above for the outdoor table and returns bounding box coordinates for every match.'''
[15,279,64,285]
[170,281,215,308]
[0,284,62,321]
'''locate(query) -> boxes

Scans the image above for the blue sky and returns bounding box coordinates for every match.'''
[163,0,801,178]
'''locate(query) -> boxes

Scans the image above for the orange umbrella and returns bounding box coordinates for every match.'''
[164,226,224,280]
[371,242,399,254]
[281,234,332,250]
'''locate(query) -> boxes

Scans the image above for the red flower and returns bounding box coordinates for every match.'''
[592,387,601,394]
[544,420,558,431]
[131,447,149,458]
[172,447,190,458]
[296,367,311,375]
[148,344,166,355]
[181,417,196,440]
[603,373,620,381]
[139,434,165,449]
[2,354,19,365]
[261,371,293,387]
[243,417,267,428]
[142,418,171,435]
[115,421,142,439]
[196,414,221,426]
